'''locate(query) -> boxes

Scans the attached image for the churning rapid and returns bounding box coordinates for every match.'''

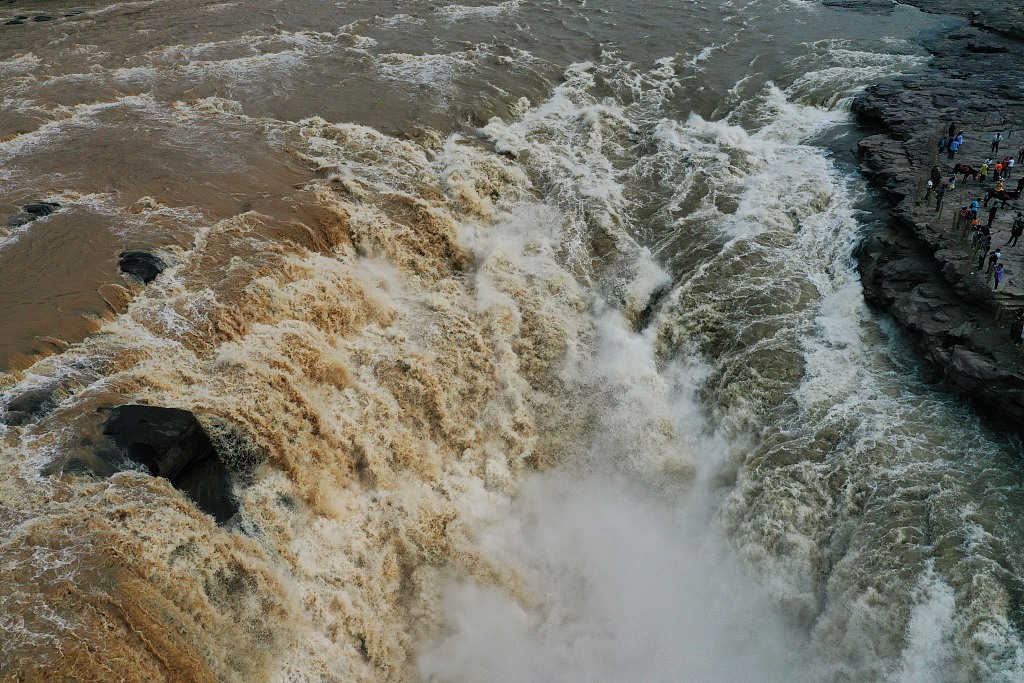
[1,0,1022,681]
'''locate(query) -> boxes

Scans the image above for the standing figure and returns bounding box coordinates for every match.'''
[1006,213,1024,247]
[992,132,1004,154]
[987,248,1002,273]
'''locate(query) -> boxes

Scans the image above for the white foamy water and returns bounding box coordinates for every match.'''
[0,1,1016,682]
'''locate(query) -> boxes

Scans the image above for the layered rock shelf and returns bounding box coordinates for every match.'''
[850,1,1024,426]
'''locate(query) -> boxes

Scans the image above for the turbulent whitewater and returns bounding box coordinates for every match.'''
[1,0,1022,682]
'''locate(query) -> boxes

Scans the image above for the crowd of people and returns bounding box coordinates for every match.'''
[923,124,1024,292]
[919,123,1024,346]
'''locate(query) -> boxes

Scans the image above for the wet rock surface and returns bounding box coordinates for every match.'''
[822,0,895,11]
[118,248,172,284]
[1,386,61,426]
[900,0,1024,41]
[850,2,1024,426]
[7,201,59,228]
[42,405,260,525]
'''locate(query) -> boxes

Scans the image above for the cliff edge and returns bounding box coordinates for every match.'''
[851,2,1024,425]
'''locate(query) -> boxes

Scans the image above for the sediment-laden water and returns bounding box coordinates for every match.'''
[1,1,1020,681]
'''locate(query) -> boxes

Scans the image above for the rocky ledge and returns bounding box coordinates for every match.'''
[850,2,1024,426]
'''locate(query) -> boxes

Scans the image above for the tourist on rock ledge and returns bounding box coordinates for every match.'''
[1006,213,1024,247]
[978,237,991,270]
[992,132,1004,155]
[993,263,1004,290]
[987,247,1002,274]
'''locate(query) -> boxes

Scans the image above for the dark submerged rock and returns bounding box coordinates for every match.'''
[118,249,170,284]
[103,406,214,479]
[7,212,33,227]
[44,403,264,526]
[823,0,894,10]
[8,202,59,227]
[23,201,58,216]
[97,405,240,523]
[967,42,1009,53]
[1,387,61,426]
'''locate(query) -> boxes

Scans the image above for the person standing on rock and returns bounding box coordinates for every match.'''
[925,178,934,201]
[969,218,982,245]
[1007,157,1015,179]
[977,227,992,257]
[992,132,1004,155]
[949,122,957,139]
[1018,142,1024,164]
[1005,213,1024,247]
[988,204,999,229]
[987,247,1002,274]
[939,133,949,153]
[936,179,947,211]
[948,137,961,160]
[994,263,1005,290]
[979,161,989,184]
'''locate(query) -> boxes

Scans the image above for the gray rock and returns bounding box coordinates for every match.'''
[118,248,172,284]
[42,405,268,525]
[850,6,1024,428]
[7,201,59,228]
